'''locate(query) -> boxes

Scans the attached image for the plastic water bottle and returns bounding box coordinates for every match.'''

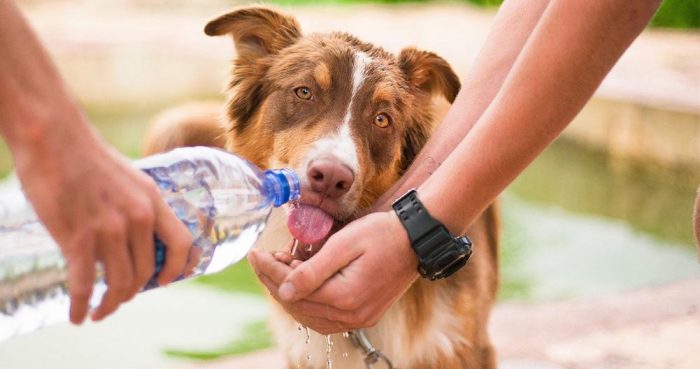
[0,146,299,341]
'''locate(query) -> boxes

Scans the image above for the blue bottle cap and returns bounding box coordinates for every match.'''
[264,169,301,207]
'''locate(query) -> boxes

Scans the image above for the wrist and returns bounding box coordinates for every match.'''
[384,210,420,273]
[9,110,106,186]
[416,183,464,236]
[391,189,472,280]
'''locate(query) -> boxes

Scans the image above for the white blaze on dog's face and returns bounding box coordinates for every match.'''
[205,7,460,247]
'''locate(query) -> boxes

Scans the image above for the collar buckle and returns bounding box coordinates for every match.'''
[348,329,394,369]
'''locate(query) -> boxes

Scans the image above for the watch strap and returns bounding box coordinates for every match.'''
[392,189,443,245]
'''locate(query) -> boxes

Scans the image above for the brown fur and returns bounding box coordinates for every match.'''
[145,6,499,368]
[142,101,226,156]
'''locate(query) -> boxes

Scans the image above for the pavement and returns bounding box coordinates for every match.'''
[167,278,700,369]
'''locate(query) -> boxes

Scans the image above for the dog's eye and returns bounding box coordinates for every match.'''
[294,87,313,100]
[373,113,391,128]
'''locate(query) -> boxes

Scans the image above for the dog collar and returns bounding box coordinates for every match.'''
[348,329,394,369]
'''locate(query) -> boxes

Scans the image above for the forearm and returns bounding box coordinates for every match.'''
[0,1,94,155]
[420,0,661,234]
[374,0,550,210]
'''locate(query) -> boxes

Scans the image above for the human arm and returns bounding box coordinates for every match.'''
[250,0,662,333]
[0,1,192,323]
[372,0,553,211]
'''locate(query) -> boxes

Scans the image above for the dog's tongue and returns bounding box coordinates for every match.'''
[287,205,334,245]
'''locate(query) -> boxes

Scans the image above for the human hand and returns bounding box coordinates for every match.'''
[248,211,418,334]
[12,123,192,324]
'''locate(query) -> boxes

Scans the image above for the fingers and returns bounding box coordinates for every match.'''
[91,218,133,321]
[183,247,202,277]
[278,235,361,302]
[257,273,346,335]
[274,251,295,265]
[250,249,379,333]
[249,248,292,285]
[66,238,96,325]
[126,203,155,298]
[152,196,192,286]
[249,249,344,305]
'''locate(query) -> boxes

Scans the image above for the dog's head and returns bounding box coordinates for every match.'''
[206,7,459,248]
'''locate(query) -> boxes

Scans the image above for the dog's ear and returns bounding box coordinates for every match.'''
[204,7,301,135]
[398,47,461,103]
[397,48,460,173]
[204,6,301,60]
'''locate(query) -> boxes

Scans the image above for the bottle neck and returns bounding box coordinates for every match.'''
[264,169,300,207]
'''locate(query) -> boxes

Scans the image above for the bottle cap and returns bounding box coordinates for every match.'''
[264,169,301,207]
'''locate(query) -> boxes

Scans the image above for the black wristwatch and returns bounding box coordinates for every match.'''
[392,189,472,281]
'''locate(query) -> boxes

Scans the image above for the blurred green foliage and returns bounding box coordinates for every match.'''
[461,0,502,6]
[651,0,700,28]
[164,320,272,360]
[194,260,265,295]
[272,0,700,29]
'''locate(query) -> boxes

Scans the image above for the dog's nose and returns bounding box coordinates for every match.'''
[307,159,354,199]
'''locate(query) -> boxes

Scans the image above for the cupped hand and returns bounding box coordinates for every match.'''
[13,123,192,324]
[248,211,418,334]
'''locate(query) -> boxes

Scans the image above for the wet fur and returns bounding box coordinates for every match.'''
[144,6,498,369]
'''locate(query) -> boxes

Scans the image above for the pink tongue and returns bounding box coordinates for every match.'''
[287,205,334,245]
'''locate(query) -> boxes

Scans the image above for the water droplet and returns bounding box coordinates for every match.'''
[306,354,312,361]
[305,326,311,344]
[326,335,333,369]
[297,324,302,331]
[342,332,350,338]
[342,352,348,358]
[306,244,313,252]
[291,238,299,257]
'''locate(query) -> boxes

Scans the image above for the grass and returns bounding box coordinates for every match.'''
[193,260,265,296]
[170,262,270,359]
[164,320,273,360]
[159,262,271,360]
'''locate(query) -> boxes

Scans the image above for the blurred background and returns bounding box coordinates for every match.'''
[1,1,698,368]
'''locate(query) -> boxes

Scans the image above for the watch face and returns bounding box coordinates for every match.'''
[427,239,472,280]
[435,250,466,271]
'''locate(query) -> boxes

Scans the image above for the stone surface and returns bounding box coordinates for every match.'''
[174,278,700,369]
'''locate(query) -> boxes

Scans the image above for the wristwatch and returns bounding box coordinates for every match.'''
[392,189,472,281]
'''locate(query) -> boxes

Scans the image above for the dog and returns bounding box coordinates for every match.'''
[144,6,499,369]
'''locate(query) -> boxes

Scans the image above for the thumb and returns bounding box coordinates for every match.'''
[278,233,360,302]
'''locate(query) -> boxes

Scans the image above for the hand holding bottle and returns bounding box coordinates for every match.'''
[13,123,193,324]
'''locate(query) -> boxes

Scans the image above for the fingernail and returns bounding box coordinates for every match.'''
[248,249,258,261]
[279,282,296,301]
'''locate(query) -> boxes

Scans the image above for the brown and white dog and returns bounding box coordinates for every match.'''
[144,6,499,369]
